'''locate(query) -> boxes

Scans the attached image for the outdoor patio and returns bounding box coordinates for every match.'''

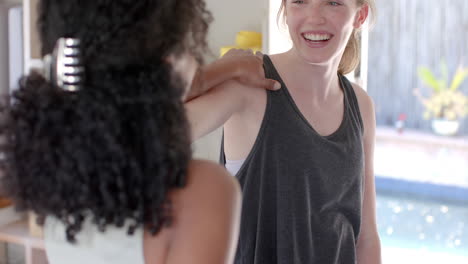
[374,126,468,263]
[375,126,468,189]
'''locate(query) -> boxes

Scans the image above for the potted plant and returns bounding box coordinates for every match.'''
[414,63,468,136]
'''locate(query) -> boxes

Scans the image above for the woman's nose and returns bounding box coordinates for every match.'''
[306,4,326,25]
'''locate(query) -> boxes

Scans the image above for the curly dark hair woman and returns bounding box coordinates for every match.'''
[0,0,243,263]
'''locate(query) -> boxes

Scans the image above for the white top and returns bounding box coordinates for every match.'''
[225,159,245,176]
[44,216,145,264]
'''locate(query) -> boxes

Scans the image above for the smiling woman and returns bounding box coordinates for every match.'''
[277,0,376,74]
[184,0,381,263]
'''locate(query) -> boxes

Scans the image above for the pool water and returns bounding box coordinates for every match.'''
[377,192,468,263]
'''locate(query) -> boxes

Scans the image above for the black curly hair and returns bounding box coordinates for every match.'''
[0,0,212,242]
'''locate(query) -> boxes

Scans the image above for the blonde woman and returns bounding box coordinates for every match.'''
[186,0,381,263]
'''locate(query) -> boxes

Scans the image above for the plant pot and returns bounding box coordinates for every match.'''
[431,119,460,136]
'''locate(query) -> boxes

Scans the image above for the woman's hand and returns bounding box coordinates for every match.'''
[185,49,280,102]
[221,49,281,90]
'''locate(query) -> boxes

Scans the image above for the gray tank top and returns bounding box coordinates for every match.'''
[220,55,364,264]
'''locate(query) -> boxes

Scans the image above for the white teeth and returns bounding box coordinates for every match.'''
[303,33,331,41]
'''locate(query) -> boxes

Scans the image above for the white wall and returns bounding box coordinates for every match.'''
[267,0,292,54]
[0,3,9,95]
[8,6,23,91]
[192,0,268,161]
[0,0,22,96]
[204,0,267,62]
[1,2,26,261]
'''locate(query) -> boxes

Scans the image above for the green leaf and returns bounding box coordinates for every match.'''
[418,67,441,92]
[450,67,468,91]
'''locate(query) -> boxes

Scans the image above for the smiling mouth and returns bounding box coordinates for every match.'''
[302,33,332,42]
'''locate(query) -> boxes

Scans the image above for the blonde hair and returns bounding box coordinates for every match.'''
[277,0,376,74]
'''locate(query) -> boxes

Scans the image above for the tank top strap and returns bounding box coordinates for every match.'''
[338,74,364,136]
[263,55,363,141]
[219,130,226,165]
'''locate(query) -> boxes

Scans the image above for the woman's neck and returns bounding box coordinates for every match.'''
[271,50,342,101]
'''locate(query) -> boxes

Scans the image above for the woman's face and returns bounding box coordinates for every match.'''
[285,0,368,65]
[168,53,198,100]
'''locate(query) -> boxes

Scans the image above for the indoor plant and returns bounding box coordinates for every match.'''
[414,63,468,136]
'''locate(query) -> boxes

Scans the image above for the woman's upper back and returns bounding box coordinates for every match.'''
[44,160,241,264]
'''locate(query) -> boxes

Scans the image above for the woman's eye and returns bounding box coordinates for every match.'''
[292,0,304,4]
[328,1,342,6]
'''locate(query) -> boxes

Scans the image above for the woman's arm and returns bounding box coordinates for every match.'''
[185,50,279,141]
[354,85,382,264]
[185,80,250,141]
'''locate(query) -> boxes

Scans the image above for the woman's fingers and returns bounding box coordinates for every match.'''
[261,78,282,90]
[223,49,281,90]
[255,51,263,59]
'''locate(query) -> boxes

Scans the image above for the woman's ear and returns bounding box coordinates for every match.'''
[354,4,369,29]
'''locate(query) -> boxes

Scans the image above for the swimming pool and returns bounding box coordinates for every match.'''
[377,192,468,263]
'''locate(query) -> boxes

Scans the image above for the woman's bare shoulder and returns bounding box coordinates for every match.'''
[168,159,241,263]
[184,159,241,197]
[350,82,373,110]
[350,82,375,115]
[144,159,241,263]
[350,82,376,136]
[167,159,241,228]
